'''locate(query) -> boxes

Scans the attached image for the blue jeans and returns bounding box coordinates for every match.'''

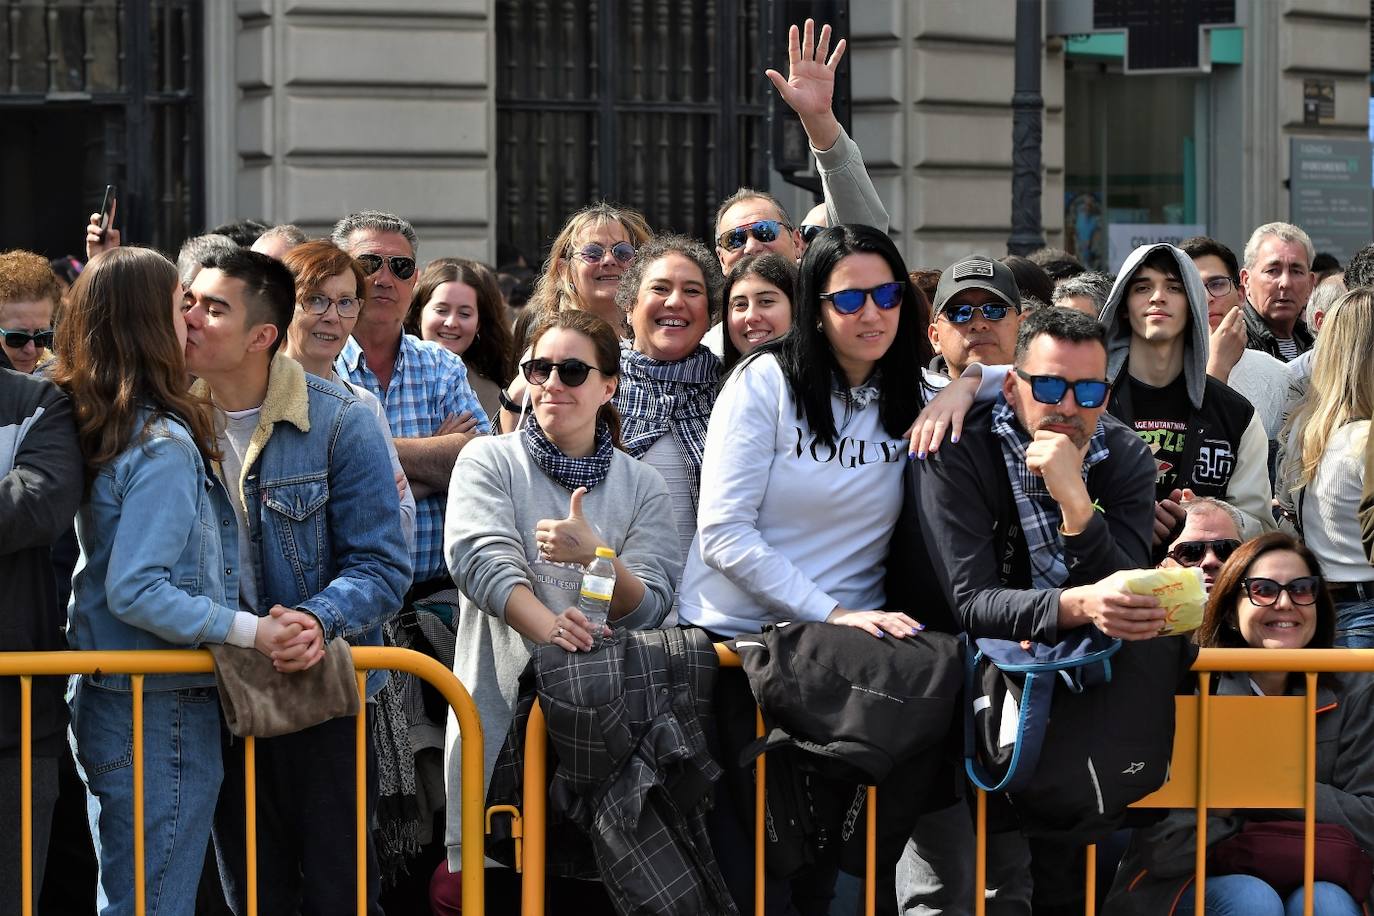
[69,678,223,916]
[1333,599,1374,648]
[1174,873,1361,915]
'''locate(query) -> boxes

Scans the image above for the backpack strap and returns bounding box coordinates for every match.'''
[963,640,1056,794]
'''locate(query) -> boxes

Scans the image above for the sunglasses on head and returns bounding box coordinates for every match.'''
[1013,368,1110,409]
[819,281,904,315]
[799,224,825,244]
[716,219,792,252]
[0,328,54,350]
[571,241,636,265]
[1167,538,1241,567]
[1242,575,1322,607]
[355,254,416,280]
[521,357,604,387]
[939,302,1018,324]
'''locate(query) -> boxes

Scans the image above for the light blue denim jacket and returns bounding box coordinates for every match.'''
[69,408,240,691]
[196,355,413,697]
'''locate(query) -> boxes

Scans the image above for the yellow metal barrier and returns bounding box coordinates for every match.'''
[0,647,485,916]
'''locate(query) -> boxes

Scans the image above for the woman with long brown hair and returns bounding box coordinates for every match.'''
[52,246,293,916]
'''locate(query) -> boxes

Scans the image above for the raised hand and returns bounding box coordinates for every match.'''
[84,199,121,260]
[764,18,845,151]
[534,486,603,565]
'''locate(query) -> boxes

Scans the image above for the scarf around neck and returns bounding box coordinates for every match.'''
[614,342,721,502]
[521,414,615,492]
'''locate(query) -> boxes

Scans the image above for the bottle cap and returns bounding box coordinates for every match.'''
[594,546,615,559]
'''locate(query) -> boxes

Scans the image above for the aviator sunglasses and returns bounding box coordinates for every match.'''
[1241,576,1322,607]
[1013,369,1110,409]
[521,357,605,387]
[716,219,792,252]
[1166,538,1241,567]
[355,254,417,280]
[819,281,904,315]
[0,328,54,349]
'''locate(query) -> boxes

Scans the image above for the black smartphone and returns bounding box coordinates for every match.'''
[98,184,116,231]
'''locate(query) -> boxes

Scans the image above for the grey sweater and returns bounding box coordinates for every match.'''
[441,432,682,866]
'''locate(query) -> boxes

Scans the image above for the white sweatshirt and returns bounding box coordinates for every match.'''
[678,354,908,637]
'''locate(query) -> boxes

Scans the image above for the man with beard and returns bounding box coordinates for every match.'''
[891,307,1162,915]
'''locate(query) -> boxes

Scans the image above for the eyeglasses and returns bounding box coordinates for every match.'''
[300,294,362,318]
[819,281,904,315]
[355,254,417,280]
[571,241,636,265]
[0,328,54,350]
[1203,276,1236,297]
[716,219,792,252]
[1167,538,1241,567]
[521,357,605,387]
[1013,368,1110,409]
[1242,576,1322,607]
[939,302,1018,324]
[799,224,825,244]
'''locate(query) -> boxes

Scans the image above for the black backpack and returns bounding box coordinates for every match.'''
[964,629,1197,842]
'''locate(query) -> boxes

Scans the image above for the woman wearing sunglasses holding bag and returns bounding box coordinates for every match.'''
[1105,532,1374,916]
[438,308,681,908]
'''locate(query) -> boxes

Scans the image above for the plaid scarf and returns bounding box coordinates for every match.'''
[522,415,615,491]
[615,342,721,503]
[990,397,1110,589]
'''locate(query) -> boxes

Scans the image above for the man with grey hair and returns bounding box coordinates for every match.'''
[1050,271,1111,317]
[251,224,309,260]
[331,209,489,596]
[176,233,238,290]
[1240,222,1316,362]
[1158,493,1244,593]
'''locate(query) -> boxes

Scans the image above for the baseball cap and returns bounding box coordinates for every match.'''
[933,256,1021,314]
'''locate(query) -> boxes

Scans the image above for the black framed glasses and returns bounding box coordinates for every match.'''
[716,219,792,252]
[819,281,904,315]
[300,294,362,318]
[1242,576,1322,607]
[571,241,635,265]
[521,357,604,387]
[799,224,826,244]
[0,328,54,349]
[939,302,1018,324]
[1013,369,1110,409]
[1203,276,1236,297]
[1167,538,1241,567]
[355,254,417,280]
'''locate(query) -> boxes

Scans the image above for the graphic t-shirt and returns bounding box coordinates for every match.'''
[1127,374,1190,500]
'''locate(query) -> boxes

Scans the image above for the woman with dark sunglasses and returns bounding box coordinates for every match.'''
[1279,288,1374,648]
[678,224,930,910]
[439,309,681,906]
[1106,533,1374,916]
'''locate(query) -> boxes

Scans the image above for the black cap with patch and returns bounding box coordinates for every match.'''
[933,256,1021,314]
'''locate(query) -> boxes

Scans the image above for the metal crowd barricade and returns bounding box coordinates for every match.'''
[499,644,1374,916]
[0,646,485,916]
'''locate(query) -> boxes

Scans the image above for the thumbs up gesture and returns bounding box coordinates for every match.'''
[535,486,603,565]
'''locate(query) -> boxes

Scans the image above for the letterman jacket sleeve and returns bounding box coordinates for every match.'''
[1224,411,1276,539]
[696,357,840,623]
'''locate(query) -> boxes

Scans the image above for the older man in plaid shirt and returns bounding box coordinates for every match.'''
[333,210,490,591]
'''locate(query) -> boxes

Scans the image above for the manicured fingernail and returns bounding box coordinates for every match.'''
[917,450,926,460]
[951,434,959,444]
[907,450,917,460]
[877,630,886,637]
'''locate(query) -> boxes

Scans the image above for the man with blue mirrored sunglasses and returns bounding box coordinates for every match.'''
[928,255,1023,383]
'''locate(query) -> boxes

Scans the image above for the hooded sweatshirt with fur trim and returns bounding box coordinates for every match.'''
[1099,243,1274,540]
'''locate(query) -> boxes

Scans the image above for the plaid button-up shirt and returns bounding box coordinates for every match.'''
[336,334,490,583]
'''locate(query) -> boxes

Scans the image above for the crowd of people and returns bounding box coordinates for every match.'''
[5,17,1374,916]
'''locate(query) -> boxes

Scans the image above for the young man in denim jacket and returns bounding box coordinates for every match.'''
[182,248,412,915]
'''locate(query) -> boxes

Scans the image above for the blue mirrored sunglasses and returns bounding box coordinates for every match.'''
[1014,368,1110,409]
[819,281,904,315]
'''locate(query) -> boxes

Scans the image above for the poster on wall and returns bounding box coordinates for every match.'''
[1107,223,1205,274]
[1289,137,1373,264]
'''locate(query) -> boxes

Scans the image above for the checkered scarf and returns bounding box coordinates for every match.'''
[521,415,615,492]
[615,342,721,501]
[991,397,1110,589]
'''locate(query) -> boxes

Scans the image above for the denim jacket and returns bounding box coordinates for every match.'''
[195,355,412,696]
[69,408,240,691]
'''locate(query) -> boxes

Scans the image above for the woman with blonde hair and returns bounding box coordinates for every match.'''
[527,201,652,332]
[1280,287,1374,646]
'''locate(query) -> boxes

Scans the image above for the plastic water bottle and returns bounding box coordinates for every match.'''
[578,546,616,646]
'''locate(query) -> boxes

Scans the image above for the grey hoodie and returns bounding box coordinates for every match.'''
[1100,243,1212,409]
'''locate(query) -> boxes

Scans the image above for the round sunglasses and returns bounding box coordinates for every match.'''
[819,281,904,315]
[571,241,636,265]
[521,357,607,387]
